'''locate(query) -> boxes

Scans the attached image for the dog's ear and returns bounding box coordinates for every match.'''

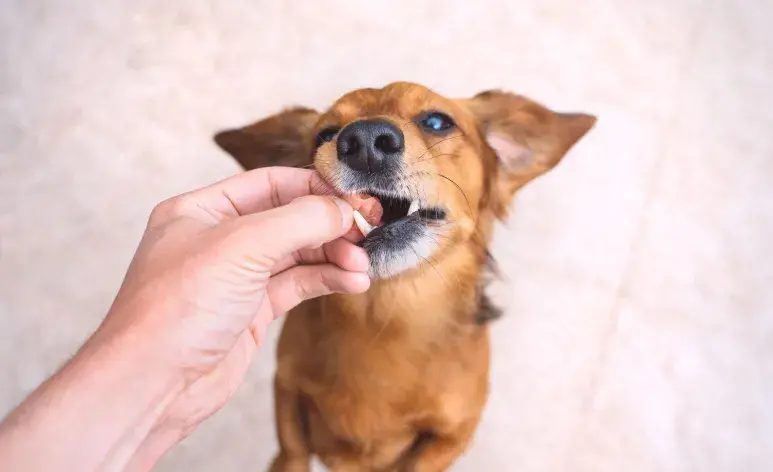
[214,107,320,170]
[464,90,596,217]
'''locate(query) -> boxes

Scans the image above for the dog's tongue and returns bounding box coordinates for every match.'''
[349,194,383,227]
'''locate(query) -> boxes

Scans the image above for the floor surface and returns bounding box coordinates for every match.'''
[2,1,772,470]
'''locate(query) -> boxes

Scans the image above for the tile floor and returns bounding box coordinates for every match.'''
[1,1,771,470]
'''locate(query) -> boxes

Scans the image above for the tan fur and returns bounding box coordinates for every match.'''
[214,82,595,471]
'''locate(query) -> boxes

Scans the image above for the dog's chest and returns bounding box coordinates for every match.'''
[308,341,434,439]
[278,303,490,449]
[299,332,481,443]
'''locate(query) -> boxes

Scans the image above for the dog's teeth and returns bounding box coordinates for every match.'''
[408,200,420,215]
[353,210,374,236]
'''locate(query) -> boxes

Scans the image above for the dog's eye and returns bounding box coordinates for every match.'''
[315,127,340,148]
[419,112,455,133]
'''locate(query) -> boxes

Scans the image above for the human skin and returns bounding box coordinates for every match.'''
[0,167,370,472]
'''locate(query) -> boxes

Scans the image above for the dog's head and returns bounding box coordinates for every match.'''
[215,82,595,279]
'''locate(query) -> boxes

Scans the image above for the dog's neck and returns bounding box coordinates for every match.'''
[327,234,493,339]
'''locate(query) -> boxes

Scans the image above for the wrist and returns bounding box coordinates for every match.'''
[82,325,187,471]
[0,316,187,472]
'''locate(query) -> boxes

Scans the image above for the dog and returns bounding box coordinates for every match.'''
[214,82,595,471]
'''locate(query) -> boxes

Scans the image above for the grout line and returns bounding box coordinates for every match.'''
[560,4,712,467]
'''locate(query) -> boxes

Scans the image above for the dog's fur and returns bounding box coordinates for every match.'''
[215,83,595,471]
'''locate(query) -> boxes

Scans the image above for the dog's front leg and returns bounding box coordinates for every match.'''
[396,420,478,472]
[268,379,311,472]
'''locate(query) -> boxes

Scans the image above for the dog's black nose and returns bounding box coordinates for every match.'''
[337,119,404,172]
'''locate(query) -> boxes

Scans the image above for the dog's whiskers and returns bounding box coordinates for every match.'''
[411,152,459,164]
[408,133,466,164]
[409,245,457,295]
[436,173,475,222]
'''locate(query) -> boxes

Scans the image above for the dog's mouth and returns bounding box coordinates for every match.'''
[342,190,447,279]
[315,150,448,278]
[350,192,446,238]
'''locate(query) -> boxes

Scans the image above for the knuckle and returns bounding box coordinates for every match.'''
[148,195,198,227]
[293,273,315,300]
[148,197,177,225]
[293,270,332,302]
[151,196,195,219]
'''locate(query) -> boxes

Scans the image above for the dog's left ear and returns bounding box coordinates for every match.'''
[214,107,320,170]
[464,90,596,217]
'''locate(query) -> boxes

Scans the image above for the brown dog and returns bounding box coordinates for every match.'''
[214,83,595,471]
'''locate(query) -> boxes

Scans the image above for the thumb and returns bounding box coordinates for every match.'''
[237,195,354,260]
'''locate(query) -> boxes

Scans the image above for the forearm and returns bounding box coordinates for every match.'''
[0,324,184,472]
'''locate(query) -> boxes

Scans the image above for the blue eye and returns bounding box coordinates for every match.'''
[419,112,455,133]
[315,127,339,148]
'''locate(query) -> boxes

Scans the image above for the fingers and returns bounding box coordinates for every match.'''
[270,238,369,275]
[341,224,366,244]
[149,168,336,225]
[183,168,337,219]
[236,195,355,261]
[323,238,369,272]
[266,264,370,317]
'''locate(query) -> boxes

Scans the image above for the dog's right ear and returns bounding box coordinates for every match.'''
[463,90,596,218]
[214,107,320,170]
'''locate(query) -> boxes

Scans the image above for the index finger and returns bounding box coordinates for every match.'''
[187,167,337,217]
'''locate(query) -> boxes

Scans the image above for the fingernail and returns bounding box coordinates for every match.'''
[333,198,351,230]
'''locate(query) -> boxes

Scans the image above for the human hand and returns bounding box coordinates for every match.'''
[99,167,369,469]
[0,167,367,472]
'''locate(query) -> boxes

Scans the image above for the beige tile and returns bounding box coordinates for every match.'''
[465,0,705,118]
[599,111,773,471]
[566,299,773,472]
[254,0,705,118]
[675,0,773,147]
[623,131,773,319]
